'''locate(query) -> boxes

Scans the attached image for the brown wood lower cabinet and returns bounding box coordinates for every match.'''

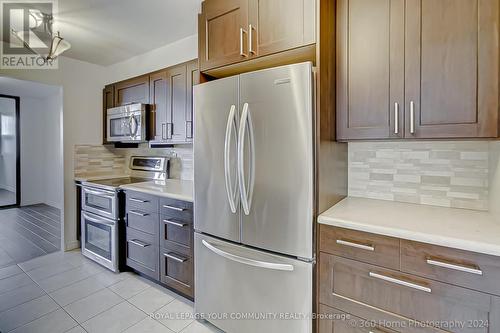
[318,225,500,333]
[125,191,194,299]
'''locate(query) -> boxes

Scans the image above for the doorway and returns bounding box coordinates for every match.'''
[0,94,20,208]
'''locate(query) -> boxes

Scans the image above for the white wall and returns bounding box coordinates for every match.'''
[1,55,106,250]
[105,34,198,83]
[0,98,16,193]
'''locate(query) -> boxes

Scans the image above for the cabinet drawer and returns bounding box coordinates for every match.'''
[401,240,500,296]
[320,225,400,270]
[160,247,193,298]
[126,211,159,236]
[320,253,499,333]
[126,228,159,280]
[318,304,400,333]
[161,217,192,253]
[160,198,193,221]
[126,191,159,214]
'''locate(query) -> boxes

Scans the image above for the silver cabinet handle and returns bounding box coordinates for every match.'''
[128,210,149,217]
[369,272,431,293]
[163,204,186,212]
[394,102,399,134]
[164,252,188,263]
[240,27,248,57]
[202,240,294,271]
[426,258,483,275]
[410,101,415,134]
[336,239,375,252]
[129,198,148,203]
[249,24,256,55]
[129,239,150,248]
[163,219,188,228]
[224,105,238,214]
[237,103,255,216]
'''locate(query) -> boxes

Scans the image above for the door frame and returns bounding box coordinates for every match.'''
[0,94,20,209]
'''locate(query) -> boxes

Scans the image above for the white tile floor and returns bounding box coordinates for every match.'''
[0,250,223,333]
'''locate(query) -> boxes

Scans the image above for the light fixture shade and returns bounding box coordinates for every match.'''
[47,34,71,60]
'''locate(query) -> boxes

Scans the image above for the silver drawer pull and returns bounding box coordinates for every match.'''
[163,205,186,212]
[129,210,149,217]
[129,239,150,248]
[164,219,188,228]
[164,252,188,263]
[129,198,149,203]
[369,272,432,293]
[426,258,483,275]
[336,239,375,252]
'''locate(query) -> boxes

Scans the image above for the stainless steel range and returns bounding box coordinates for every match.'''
[80,156,168,271]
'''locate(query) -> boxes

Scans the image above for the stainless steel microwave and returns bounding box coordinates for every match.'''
[106,103,147,142]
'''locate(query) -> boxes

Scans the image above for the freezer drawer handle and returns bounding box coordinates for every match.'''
[202,240,294,271]
[336,239,375,252]
[426,258,483,275]
[369,272,431,293]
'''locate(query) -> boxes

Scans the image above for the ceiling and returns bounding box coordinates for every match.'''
[52,0,202,66]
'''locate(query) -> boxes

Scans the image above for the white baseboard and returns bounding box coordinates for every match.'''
[64,240,80,251]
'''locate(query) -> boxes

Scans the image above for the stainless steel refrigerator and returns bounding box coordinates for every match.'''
[194,62,314,333]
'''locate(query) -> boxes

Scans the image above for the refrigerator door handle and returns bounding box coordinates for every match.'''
[237,102,255,216]
[202,240,294,271]
[224,105,238,213]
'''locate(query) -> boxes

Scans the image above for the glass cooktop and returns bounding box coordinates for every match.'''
[83,177,149,191]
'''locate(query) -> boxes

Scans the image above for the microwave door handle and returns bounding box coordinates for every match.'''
[129,115,138,138]
[224,105,238,213]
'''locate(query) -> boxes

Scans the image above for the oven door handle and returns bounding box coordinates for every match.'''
[83,188,115,199]
[82,212,115,226]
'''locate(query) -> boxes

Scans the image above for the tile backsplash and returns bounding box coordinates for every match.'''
[74,144,193,180]
[348,141,489,210]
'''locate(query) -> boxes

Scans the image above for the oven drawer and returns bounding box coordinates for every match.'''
[126,228,159,279]
[320,225,400,270]
[160,198,193,222]
[160,247,193,298]
[126,191,159,214]
[401,240,500,296]
[126,210,159,236]
[320,253,499,333]
[161,217,192,253]
[318,304,400,333]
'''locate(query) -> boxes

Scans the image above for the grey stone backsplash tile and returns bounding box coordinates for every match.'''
[74,144,193,181]
[348,141,489,210]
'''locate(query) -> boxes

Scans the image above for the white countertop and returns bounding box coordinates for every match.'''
[318,197,500,256]
[74,174,129,182]
[120,179,193,202]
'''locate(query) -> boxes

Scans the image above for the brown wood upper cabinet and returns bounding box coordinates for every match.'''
[114,75,150,106]
[150,60,198,144]
[198,0,316,72]
[337,0,500,140]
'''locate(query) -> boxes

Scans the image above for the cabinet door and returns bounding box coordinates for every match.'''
[102,85,114,144]
[199,0,249,71]
[166,65,188,143]
[185,60,199,141]
[150,71,168,141]
[115,75,150,106]
[336,0,405,140]
[248,0,315,58]
[405,0,500,138]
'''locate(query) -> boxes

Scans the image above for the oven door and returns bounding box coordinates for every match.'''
[81,211,118,272]
[107,108,146,142]
[81,187,117,220]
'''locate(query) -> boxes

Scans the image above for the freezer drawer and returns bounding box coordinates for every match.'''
[194,233,313,333]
